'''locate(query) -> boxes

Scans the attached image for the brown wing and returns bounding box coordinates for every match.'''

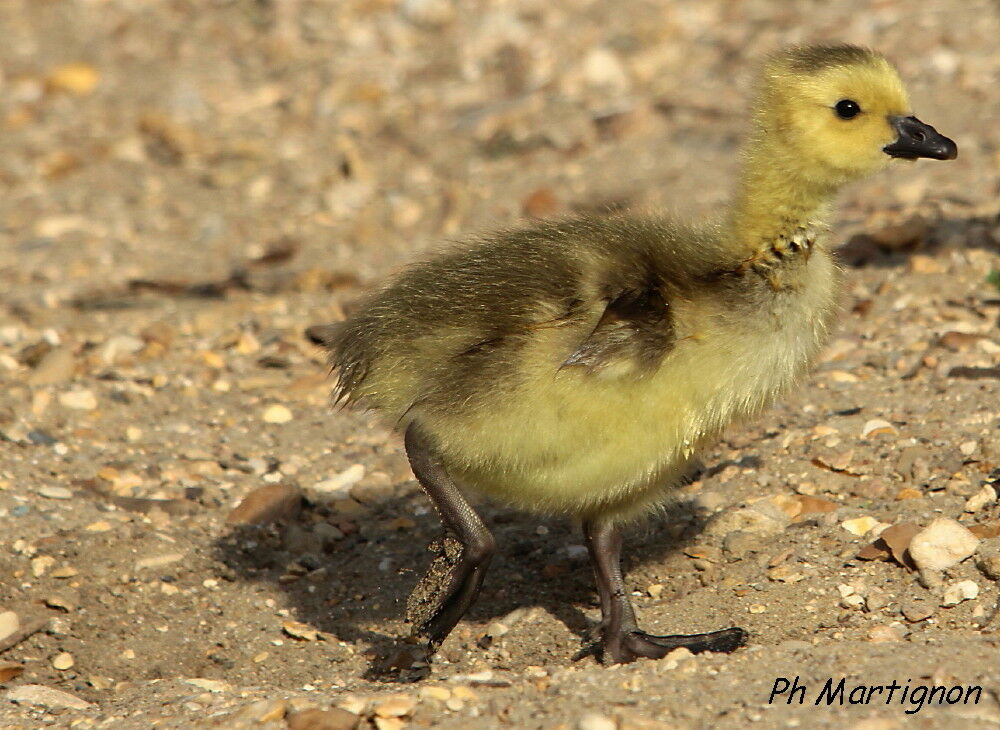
[560,285,675,375]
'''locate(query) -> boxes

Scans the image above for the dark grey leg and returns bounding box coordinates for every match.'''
[403,424,496,651]
[583,518,747,664]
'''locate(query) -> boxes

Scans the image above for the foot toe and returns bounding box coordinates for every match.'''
[606,627,748,663]
[635,627,747,654]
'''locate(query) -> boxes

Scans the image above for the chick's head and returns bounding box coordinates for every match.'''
[752,45,956,187]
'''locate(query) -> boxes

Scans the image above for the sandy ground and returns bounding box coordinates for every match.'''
[1,0,999,728]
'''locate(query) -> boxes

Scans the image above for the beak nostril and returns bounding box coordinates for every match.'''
[885,115,957,159]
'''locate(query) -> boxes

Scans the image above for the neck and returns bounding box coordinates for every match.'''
[726,141,840,256]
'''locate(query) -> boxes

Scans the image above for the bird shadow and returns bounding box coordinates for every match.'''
[213,480,714,683]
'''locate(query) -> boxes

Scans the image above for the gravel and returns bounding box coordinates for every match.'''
[1,0,998,728]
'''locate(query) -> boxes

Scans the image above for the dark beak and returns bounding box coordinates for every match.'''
[883,115,957,160]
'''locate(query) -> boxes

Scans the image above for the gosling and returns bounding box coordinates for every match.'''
[307,44,956,664]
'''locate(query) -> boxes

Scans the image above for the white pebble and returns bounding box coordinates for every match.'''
[37,486,73,500]
[964,485,996,513]
[582,48,629,91]
[98,334,144,365]
[841,516,880,536]
[942,580,979,607]
[312,464,366,495]
[261,404,293,424]
[578,714,617,730]
[909,518,979,572]
[860,419,897,438]
[58,389,97,410]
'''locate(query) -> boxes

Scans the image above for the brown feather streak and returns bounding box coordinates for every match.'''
[560,284,674,374]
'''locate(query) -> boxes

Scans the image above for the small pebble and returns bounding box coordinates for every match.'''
[861,419,897,438]
[866,625,902,643]
[44,594,77,612]
[51,652,74,670]
[47,63,100,95]
[964,485,996,513]
[909,518,979,572]
[582,47,629,91]
[37,486,73,500]
[865,588,890,612]
[841,594,865,609]
[901,599,934,622]
[282,620,319,641]
[312,464,366,495]
[578,714,617,730]
[374,694,416,718]
[841,516,880,536]
[262,404,293,424]
[98,334,144,365]
[941,580,979,607]
[58,389,97,410]
[31,556,56,577]
[0,612,19,642]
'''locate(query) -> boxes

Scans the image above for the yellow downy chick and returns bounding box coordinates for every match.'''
[307,44,956,665]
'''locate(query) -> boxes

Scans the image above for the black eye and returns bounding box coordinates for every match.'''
[834,99,861,119]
